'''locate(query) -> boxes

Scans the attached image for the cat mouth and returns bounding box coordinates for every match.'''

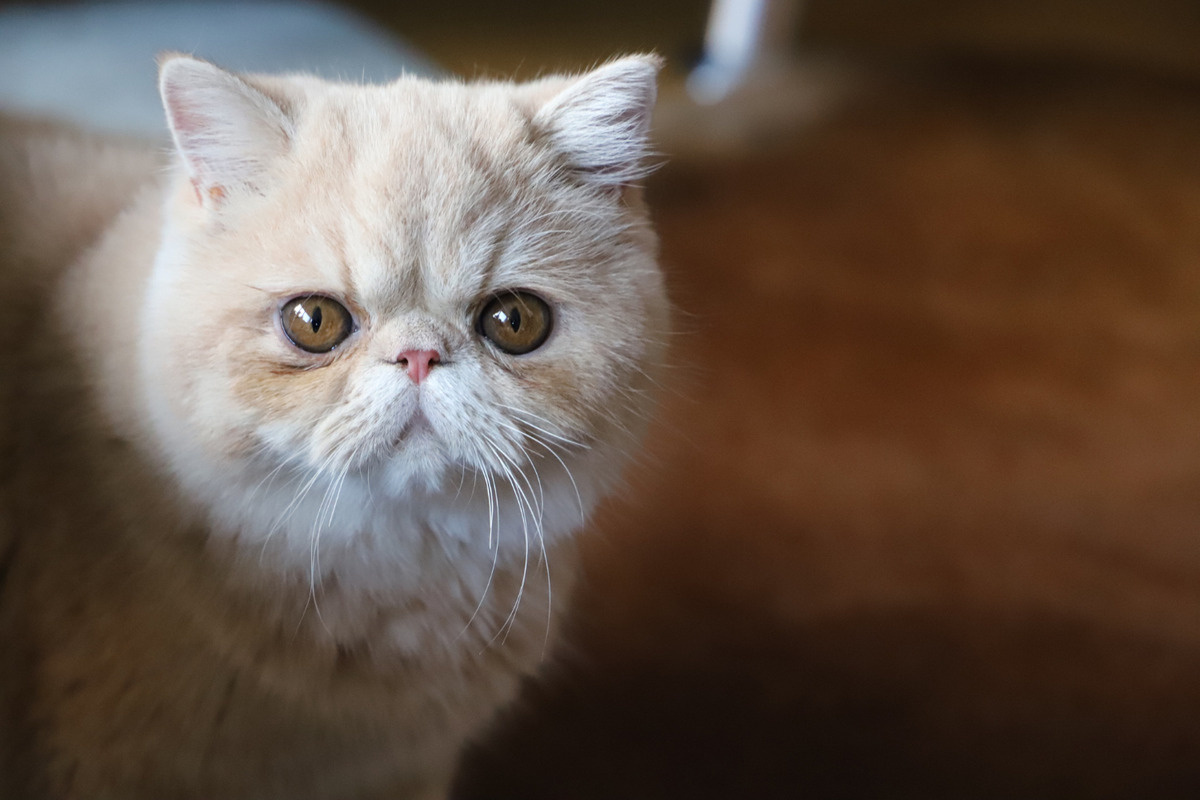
[392,409,436,446]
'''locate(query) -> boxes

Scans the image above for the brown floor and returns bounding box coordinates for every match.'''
[451,61,1200,798]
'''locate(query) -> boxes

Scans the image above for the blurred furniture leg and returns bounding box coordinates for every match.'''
[688,0,803,104]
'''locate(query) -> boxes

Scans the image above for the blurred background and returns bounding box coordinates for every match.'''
[6,0,1200,796]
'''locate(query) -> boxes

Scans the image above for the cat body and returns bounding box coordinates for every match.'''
[0,56,666,799]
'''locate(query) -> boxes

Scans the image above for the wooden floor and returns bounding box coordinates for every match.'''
[451,60,1200,797]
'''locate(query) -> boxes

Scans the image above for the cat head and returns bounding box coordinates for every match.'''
[141,55,668,526]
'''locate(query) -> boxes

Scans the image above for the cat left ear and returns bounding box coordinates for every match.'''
[158,54,293,208]
[533,54,662,187]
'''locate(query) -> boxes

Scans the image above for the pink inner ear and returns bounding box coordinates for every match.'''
[187,177,227,207]
[186,179,226,204]
[163,84,212,190]
[165,89,193,127]
[163,85,206,152]
[159,58,294,207]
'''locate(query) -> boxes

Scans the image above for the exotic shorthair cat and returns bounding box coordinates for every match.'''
[0,53,667,798]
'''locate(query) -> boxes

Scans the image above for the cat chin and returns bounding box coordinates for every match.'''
[377,437,457,497]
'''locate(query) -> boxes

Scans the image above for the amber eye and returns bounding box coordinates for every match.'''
[477,290,553,355]
[280,295,354,353]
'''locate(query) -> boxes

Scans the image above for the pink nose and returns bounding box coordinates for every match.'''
[395,349,441,384]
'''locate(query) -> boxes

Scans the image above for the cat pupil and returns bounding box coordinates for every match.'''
[508,307,521,332]
[311,305,322,333]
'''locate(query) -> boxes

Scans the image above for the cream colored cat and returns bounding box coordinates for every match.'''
[0,53,667,799]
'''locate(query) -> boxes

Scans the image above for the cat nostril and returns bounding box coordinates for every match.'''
[395,349,441,384]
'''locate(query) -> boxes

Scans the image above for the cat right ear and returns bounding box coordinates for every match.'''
[533,54,662,187]
[158,54,293,208]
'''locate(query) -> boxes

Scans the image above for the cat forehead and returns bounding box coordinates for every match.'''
[249,80,578,302]
[279,81,543,244]
[284,79,538,180]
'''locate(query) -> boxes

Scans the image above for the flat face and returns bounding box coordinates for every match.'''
[147,66,668,511]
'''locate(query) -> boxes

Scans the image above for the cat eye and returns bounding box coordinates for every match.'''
[280,295,354,353]
[477,290,553,355]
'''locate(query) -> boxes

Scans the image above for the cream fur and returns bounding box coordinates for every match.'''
[0,54,667,799]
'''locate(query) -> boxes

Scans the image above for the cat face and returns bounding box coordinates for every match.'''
[142,56,667,509]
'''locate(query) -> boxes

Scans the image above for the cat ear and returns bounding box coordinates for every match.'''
[533,54,662,186]
[158,54,293,207]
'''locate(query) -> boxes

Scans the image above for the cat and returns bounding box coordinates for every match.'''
[0,52,668,799]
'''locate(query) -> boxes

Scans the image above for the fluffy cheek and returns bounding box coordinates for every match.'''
[146,289,272,461]
[419,363,509,465]
[305,364,418,467]
[502,348,642,450]
[426,355,610,473]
